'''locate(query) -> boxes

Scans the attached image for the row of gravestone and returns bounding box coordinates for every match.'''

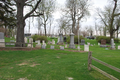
[40,44,89,51]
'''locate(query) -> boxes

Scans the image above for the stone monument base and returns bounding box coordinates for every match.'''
[57,42,64,45]
[69,44,75,49]
[100,45,107,48]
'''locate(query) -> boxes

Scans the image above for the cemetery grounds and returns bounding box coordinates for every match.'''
[0,37,120,80]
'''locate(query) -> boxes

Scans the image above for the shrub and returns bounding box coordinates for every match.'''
[32,35,40,42]
[37,36,48,43]
[114,38,119,43]
[97,36,110,44]
[32,35,48,43]
[67,36,84,44]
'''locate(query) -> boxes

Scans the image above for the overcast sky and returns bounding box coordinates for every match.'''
[53,0,109,29]
[25,0,109,34]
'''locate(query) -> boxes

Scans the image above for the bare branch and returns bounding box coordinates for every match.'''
[30,13,43,17]
[23,0,41,20]
[114,13,120,17]
[98,12,108,27]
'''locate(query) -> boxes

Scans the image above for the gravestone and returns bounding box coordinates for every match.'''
[0,32,5,47]
[14,35,16,39]
[42,40,46,46]
[111,38,115,49]
[87,42,90,46]
[60,46,64,50]
[10,40,15,45]
[69,33,75,49]
[29,38,33,43]
[100,39,107,47]
[57,33,64,45]
[36,40,41,48]
[42,45,46,49]
[84,45,89,51]
[80,39,85,45]
[77,46,80,51]
[118,46,120,49]
[50,45,54,49]
[24,37,27,43]
[27,38,33,47]
[65,44,68,48]
[98,43,100,45]
[57,37,60,43]
[48,40,52,44]
[52,39,55,44]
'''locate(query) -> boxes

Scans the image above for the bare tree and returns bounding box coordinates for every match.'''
[65,0,90,35]
[97,0,120,39]
[13,0,43,47]
[38,0,55,36]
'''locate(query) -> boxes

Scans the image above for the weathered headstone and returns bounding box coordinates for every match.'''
[14,35,16,39]
[98,43,100,45]
[42,40,46,46]
[0,32,5,47]
[77,46,80,51]
[87,42,90,46]
[52,39,55,44]
[24,37,27,43]
[50,45,54,49]
[10,40,15,45]
[57,33,64,45]
[65,44,68,48]
[42,45,46,49]
[118,46,120,49]
[80,39,85,45]
[57,37,60,43]
[0,32,4,39]
[84,45,89,51]
[100,39,107,47]
[69,33,75,49]
[29,38,33,43]
[35,40,41,48]
[60,46,64,50]
[111,38,115,49]
[48,40,52,44]
[27,38,33,47]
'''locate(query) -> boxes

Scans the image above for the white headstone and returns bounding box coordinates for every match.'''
[29,38,33,43]
[0,32,5,47]
[77,46,80,51]
[98,43,100,45]
[118,46,120,49]
[42,45,46,49]
[52,39,55,44]
[65,44,68,48]
[27,44,33,48]
[84,45,89,51]
[0,39,5,47]
[24,37,27,43]
[60,46,64,50]
[14,35,16,39]
[50,45,54,49]
[87,42,90,46]
[111,38,115,49]
[36,43,41,48]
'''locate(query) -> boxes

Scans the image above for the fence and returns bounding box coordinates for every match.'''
[88,52,120,80]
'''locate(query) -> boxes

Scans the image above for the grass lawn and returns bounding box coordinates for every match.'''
[0,37,120,80]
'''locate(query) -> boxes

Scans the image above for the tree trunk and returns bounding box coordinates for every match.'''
[16,1,25,47]
[44,24,47,36]
[117,30,118,38]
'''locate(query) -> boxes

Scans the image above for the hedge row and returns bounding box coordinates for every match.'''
[32,35,48,43]
[96,36,119,43]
